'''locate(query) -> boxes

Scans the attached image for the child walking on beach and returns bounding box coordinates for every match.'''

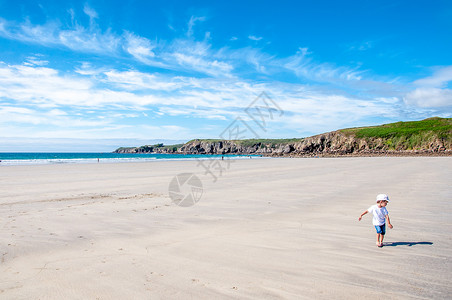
[359,194,393,247]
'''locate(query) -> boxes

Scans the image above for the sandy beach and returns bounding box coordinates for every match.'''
[0,157,451,299]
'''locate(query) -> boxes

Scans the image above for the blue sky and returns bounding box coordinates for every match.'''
[1,0,451,151]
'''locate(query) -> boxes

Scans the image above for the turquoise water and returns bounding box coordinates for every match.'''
[0,153,260,165]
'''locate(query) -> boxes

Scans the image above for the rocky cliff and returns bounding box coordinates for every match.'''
[176,131,451,156]
[114,144,182,154]
[114,118,452,156]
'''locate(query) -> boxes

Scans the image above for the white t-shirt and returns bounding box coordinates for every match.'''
[367,204,388,226]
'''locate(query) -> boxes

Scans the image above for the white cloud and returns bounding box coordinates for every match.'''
[68,8,76,25]
[58,26,120,53]
[0,19,6,34]
[282,49,364,82]
[24,55,49,66]
[158,106,229,120]
[0,61,397,115]
[83,4,99,21]
[404,66,452,108]
[0,59,442,140]
[0,137,188,152]
[187,16,206,37]
[0,62,239,114]
[48,108,68,116]
[75,62,106,75]
[349,40,374,51]
[157,38,234,77]
[358,41,373,51]
[241,48,273,73]
[172,52,234,77]
[123,31,156,64]
[248,35,263,41]
[17,21,60,45]
[0,64,92,106]
[103,70,183,91]
[0,105,108,127]
[413,66,452,88]
[275,93,403,136]
[0,14,375,82]
[0,64,143,109]
[404,88,452,108]
[0,17,119,55]
[1,17,237,78]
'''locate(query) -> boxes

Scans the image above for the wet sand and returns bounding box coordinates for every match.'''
[1,157,451,299]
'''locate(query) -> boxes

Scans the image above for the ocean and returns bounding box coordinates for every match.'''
[0,153,261,166]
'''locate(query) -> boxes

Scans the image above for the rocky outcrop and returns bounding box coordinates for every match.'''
[114,133,452,156]
[113,118,452,156]
[114,144,180,154]
[178,140,270,154]
[174,132,451,157]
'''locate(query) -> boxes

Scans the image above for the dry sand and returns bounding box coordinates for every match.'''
[0,157,451,299]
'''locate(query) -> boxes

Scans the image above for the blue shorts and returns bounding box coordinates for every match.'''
[375,224,386,235]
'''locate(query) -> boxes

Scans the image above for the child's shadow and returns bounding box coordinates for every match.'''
[384,241,433,247]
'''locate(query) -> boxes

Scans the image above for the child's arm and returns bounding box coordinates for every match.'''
[386,214,393,229]
[358,210,368,221]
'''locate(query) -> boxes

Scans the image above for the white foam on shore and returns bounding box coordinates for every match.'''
[0,155,266,166]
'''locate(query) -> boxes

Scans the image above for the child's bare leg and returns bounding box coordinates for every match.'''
[380,234,385,245]
[376,233,381,246]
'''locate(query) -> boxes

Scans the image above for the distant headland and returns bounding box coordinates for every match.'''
[114,117,452,157]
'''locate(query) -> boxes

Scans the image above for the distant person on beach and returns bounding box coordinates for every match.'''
[358,194,393,247]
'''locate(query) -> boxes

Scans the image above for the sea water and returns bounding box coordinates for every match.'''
[0,153,262,166]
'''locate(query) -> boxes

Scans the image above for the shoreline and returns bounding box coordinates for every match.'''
[1,150,451,167]
[0,153,264,166]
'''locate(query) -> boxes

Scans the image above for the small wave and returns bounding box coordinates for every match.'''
[0,155,264,166]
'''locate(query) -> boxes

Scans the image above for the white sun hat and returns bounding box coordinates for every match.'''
[376,194,390,202]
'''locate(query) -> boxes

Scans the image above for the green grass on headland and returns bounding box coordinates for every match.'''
[341,117,452,138]
[340,117,452,149]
